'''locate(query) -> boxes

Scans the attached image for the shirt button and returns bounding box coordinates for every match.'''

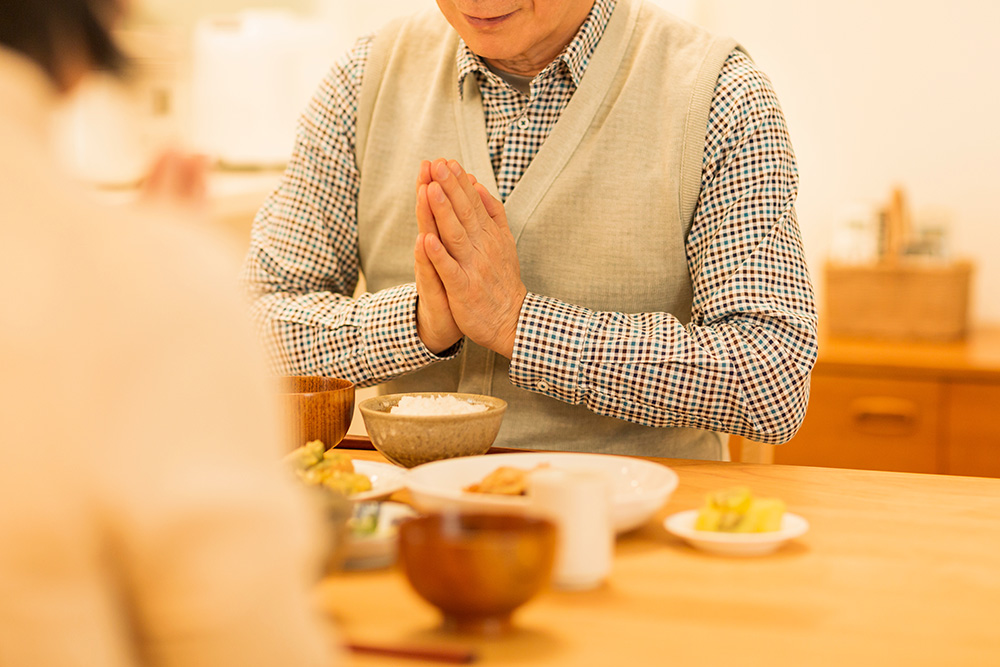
[537,380,550,392]
[516,116,530,129]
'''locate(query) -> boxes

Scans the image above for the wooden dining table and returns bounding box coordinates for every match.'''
[318,438,1000,666]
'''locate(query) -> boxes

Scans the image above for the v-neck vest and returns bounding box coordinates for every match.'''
[354,0,737,458]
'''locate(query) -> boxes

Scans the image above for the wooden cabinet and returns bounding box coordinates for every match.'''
[944,382,1000,477]
[734,328,1000,477]
[774,375,941,473]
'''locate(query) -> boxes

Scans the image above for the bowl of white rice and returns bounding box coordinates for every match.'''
[358,392,507,468]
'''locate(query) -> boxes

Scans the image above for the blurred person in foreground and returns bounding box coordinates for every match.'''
[0,1,334,664]
[242,0,818,460]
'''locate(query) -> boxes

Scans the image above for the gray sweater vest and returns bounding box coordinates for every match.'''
[354,0,738,459]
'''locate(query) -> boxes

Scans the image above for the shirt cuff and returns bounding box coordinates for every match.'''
[508,292,592,404]
[361,283,460,377]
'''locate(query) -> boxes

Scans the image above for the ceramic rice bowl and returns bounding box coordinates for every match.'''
[358,392,506,468]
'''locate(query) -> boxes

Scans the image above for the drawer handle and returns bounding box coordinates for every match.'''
[848,396,918,435]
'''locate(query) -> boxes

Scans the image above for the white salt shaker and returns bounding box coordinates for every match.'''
[528,468,614,590]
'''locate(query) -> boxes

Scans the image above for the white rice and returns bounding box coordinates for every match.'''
[389,395,489,416]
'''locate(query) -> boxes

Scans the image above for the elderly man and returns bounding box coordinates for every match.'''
[242,0,818,460]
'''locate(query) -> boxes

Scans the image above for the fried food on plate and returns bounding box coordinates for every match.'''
[463,463,550,496]
[284,440,373,496]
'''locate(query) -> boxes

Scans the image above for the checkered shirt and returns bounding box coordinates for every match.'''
[241,0,819,443]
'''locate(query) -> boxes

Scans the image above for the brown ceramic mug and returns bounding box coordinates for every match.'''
[279,376,355,452]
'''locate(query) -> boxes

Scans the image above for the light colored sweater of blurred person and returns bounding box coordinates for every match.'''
[0,44,336,667]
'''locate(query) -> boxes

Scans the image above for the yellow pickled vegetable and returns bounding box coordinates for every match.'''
[694,486,785,533]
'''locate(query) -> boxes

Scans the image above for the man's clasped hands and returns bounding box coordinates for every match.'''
[414,158,527,359]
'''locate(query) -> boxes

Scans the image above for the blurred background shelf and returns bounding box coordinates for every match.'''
[90,167,282,248]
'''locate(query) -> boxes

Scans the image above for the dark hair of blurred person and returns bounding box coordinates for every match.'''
[0,0,125,89]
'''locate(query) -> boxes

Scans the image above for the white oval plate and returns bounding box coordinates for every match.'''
[350,461,407,502]
[664,509,809,556]
[405,452,678,534]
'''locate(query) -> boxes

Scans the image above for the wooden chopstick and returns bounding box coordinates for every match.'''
[346,640,477,663]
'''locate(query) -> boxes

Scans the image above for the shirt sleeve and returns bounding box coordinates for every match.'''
[508,49,819,444]
[239,36,456,385]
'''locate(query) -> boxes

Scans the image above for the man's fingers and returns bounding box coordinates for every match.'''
[417,165,526,359]
[474,183,506,223]
[415,233,446,294]
[415,233,463,353]
[422,229,464,288]
[430,159,482,232]
[427,181,473,259]
[416,159,432,195]
[446,159,488,222]
[416,183,437,236]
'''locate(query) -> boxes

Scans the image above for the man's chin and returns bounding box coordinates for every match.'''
[465,41,522,63]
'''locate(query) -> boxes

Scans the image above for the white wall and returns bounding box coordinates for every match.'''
[314,1,435,44]
[697,0,1000,324]
[132,0,434,51]
[132,0,315,28]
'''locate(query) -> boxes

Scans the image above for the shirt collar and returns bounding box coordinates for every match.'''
[456,0,617,98]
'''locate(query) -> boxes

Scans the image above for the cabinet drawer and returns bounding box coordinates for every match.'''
[945,383,1000,477]
[774,374,942,473]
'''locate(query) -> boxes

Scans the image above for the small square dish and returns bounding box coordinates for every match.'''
[664,509,809,556]
[343,501,417,570]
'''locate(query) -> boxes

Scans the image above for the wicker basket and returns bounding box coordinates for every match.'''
[824,260,973,341]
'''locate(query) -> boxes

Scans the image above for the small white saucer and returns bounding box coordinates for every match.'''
[664,509,809,556]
